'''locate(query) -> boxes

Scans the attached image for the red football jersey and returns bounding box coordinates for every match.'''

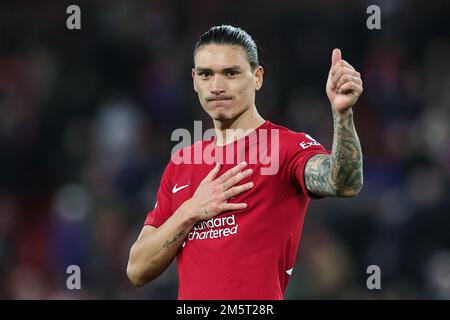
[144,120,330,299]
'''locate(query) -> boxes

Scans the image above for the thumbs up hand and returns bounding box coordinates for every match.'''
[326,49,363,114]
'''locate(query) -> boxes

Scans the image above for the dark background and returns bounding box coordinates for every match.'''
[0,0,449,299]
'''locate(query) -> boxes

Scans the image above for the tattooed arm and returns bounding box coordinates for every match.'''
[126,203,196,287]
[305,109,363,197]
[127,162,253,287]
[304,48,363,198]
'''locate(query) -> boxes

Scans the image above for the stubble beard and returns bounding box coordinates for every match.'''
[214,112,229,122]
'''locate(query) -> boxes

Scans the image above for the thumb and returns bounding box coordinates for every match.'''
[331,48,341,66]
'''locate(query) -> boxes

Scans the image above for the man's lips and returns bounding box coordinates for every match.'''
[207,96,233,102]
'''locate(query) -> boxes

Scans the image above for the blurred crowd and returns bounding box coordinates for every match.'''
[0,0,449,299]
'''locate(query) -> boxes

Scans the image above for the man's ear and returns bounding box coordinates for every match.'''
[192,68,198,92]
[254,66,264,91]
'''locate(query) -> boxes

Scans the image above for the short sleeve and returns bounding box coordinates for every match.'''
[284,133,331,199]
[144,160,174,228]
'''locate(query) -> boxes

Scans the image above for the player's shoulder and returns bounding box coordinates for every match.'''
[266,121,321,149]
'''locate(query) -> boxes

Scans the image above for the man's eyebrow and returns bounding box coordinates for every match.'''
[195,66,242,72]
[195,67,213,73]
[222,66,242,71]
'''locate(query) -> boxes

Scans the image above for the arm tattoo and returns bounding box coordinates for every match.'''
[163,231,185,249]
[305,110,363,197]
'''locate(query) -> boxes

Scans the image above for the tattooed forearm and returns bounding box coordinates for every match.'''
[304,154,335,196]
[305,109,363,197]
[163,231,185,249]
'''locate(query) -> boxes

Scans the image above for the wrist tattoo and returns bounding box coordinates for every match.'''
[163,231,185,249]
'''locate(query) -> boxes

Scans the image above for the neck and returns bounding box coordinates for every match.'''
[213,105,265,146]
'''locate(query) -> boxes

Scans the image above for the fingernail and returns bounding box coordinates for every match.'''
[246,169,253,175]
[241,161,247,166]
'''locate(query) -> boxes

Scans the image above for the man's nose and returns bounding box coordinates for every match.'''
[210,75,226,94]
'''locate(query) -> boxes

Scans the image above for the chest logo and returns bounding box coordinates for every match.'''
[172,183,190,194]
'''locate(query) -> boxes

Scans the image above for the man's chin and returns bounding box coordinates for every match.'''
[213,113,230,121]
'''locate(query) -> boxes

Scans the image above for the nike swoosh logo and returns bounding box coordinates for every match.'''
[172,183,190,194]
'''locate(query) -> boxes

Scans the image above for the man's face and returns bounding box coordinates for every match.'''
[192,44,263,122]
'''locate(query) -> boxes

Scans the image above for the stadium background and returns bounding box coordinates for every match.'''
[0,0,449,299]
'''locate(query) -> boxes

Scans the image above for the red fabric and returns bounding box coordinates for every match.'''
[144,121,330,299]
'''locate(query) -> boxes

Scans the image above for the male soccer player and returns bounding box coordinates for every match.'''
[127,25,363,299]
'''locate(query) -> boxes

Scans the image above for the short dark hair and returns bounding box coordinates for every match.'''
[193,25,259,71]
